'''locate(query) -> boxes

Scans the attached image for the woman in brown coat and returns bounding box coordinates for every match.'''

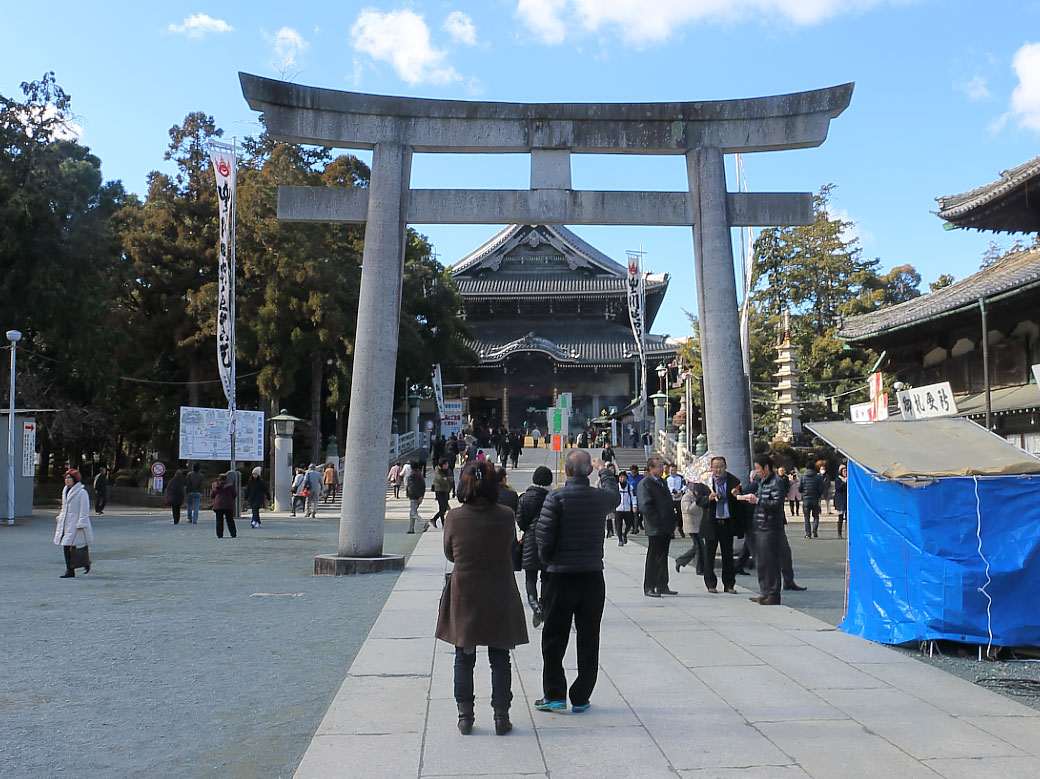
[435,460,528,736]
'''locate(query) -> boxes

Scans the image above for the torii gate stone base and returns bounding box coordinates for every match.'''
[240,73,852,574]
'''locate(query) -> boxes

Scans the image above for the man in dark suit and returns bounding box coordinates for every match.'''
[637,457,676,597]
[695,455,743,594]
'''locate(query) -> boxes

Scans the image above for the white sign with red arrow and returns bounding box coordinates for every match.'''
[22,421,35,477]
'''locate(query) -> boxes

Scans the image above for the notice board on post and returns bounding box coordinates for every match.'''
[179,407,265,461]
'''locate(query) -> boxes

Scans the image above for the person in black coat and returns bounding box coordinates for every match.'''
[534,450,618,711]
[799,463,824,538]
[739,454,787,605]
[694,456,744,593]
[517,466,553,627]
[637,457,676,597]
[834,463,849,537]
[245,466,271,528]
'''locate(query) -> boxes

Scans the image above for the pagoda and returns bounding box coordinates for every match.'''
[774,312,802,441]
[451,224,678,431]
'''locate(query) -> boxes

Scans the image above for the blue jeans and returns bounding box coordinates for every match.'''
[186,492,202,523]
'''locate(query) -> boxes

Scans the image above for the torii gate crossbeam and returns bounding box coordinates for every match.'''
[239,73,852,572]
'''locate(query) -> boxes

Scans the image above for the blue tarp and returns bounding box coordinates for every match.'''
[840,462,1040,646]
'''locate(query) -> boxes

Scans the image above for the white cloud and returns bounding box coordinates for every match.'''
[1010,42,1040,132]
[351,8,460,85]
[516,0,894,46]
[958,75,991,101]
[516,0,568,45]
[268,27,308,73]
[168,13,233,39]
[443,11,477,46]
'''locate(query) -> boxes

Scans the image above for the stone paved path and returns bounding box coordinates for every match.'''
[294,447,1040,779]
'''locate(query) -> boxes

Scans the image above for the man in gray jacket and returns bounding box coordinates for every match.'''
[534,450,618,713]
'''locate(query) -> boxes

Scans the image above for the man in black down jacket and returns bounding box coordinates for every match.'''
[799,463,823,538]
[534,450,619,712]
[740,454,787,605]
[638,456,677,597]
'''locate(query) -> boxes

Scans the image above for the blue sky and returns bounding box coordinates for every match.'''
[4,0,1040,339]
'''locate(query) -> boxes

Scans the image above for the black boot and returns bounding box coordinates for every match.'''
[531,599,543,629]
[494,708,512,735]
[457,701,474,735]
[60,570,75,578]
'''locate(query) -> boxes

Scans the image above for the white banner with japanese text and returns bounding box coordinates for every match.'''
[208,142,237,434]
[626,255,647,419]
[898,381,958,419]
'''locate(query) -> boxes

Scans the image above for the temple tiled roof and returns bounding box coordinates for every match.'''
[453,224,627,276]
[456,274,668,297]
[466,322,678,366]
[837,246,1040,342]
[936,155,1040,233]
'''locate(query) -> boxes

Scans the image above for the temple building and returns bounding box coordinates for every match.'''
[451,224,679,432]
[838,155,1040,454]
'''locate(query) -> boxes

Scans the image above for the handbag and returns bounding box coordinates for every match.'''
[70,530,90,570]
[299,488,310,497]
[510,537,523,571]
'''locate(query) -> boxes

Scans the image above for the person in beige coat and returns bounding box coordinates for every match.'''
[54,469,93,578]
[435,460,529,736]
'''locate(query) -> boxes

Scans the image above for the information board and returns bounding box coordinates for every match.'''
[179,407,265,461]
[441,400,463,437]
[22,420,35,477]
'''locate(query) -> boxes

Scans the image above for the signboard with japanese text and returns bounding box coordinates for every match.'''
[558,392,573,412]
[441,400,463,437]
[179,406,264,461]
[549,407,569,437]
[21,420,35,477]
[868,372,884,399]
[873,392,889,421]
[899,382,957,419]
[850,401,874,423]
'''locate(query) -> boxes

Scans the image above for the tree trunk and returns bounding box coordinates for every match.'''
[311,353,322,465]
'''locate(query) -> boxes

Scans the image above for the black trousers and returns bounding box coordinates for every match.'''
[541,571,605,706]
[643,535,671,593]
[614,511,633,541]
[215,509,237,538]
[95,492,106,513]
[675,533,703,573]
[524,568,543,607]
[672,501,685,536]
[735,524,756,570]
[780,528,796,587]
[432,491,451,524]
[702,533,736,590]
[756,527,783,599]
[171,504,182,524]
[454,646,512,710]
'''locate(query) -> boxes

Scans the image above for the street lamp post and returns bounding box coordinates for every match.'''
[7,329,21,525]
[270,409,302,512]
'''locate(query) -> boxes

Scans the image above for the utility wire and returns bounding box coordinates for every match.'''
[8,345,260,386]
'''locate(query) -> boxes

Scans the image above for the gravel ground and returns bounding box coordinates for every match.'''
[0,504,421,778]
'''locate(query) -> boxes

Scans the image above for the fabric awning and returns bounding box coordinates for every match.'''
[805,417,1040,478]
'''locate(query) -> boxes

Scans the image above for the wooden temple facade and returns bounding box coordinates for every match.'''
[838,155,1040,454]
[451,224,679,432]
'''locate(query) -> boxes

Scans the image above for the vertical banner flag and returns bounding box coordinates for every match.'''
[626,254,647,418]
[208,142,237,434]
[432,364,445,420]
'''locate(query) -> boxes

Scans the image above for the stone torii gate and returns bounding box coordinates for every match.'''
[239,73,852,573]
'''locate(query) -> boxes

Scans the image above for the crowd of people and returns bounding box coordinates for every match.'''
[427,438,850,735]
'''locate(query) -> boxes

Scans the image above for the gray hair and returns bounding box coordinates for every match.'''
[565,449,593,477]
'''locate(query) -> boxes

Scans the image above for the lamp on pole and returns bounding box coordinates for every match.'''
[655,362,668,394]
[270,409,303,513]
[7,329,21,525]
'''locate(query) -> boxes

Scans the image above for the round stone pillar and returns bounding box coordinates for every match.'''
[686,146,751,480]
[334,141,411,565]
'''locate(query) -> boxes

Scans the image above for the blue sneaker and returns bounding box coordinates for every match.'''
[572,703,591,713]
[534,698,566,712]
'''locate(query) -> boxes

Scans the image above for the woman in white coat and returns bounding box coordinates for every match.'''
[54,469,93,578]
